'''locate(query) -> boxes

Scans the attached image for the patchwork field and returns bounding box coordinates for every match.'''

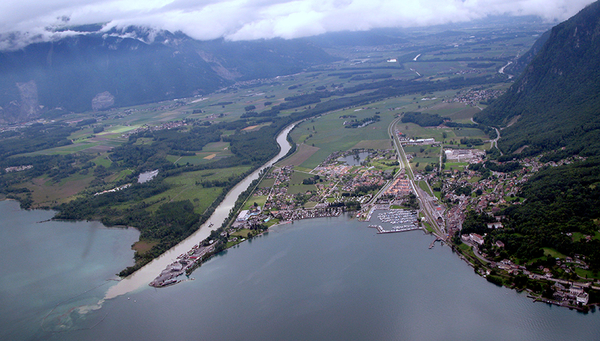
[24,174,94,206]
[351,139,394,150]
[278,143,320,167]
[129,166,251,214]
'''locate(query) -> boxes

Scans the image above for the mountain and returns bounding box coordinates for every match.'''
[0,26,336,123]
[474,1,600,157]
[503,29,551,77]
[305,29,408,47]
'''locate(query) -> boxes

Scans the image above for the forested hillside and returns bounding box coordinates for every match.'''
[503,29,551,77]
[475,1,600,157]
[465,1,600,275]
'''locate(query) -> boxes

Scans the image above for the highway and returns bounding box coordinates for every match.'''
[387,118,447,239]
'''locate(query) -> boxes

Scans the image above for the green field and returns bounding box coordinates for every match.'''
[454,128,486,137]
[289,99,400,168]
[245,195,268,210]
[287,171,317,194]
[135,166,251,214]
[258,178,275,188]
[542,247,568,259]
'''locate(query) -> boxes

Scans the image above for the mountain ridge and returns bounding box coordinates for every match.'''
[0,26,337,123]
[475,0,600,157]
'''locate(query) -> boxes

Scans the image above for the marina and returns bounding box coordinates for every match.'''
[376,209,418,225]
[369,224,421,234]
[366,209,420,234]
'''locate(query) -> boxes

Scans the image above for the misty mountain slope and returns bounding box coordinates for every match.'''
[193,38,337,80]
[504,29,551,76]
[0,27,337,122]
[475,1,600,156]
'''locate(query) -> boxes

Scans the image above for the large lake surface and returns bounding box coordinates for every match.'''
[2,200,600,340]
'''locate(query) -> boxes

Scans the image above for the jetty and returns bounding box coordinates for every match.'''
[429,238,442,249]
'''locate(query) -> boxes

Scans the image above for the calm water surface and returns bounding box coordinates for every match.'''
[0,200,139,340]
[2,200,600,340]
[338,151,370,166]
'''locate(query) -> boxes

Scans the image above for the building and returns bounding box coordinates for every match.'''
[236,210,250,222]
[385,177,411,197]
[570,285,584,295]
[470,233,484,245]
[487,222,504,229]
[577,292,589,305]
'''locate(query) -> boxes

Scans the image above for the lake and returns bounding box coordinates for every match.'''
[0,200,139,340]
[2,200,600,340]
[338,151,370,166]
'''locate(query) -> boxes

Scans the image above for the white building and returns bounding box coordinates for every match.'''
[470,233,484,245]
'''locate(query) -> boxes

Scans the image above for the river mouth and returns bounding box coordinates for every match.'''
[104,122,298,299]
[0,200,139,340]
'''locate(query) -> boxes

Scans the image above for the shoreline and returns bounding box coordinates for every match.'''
[448,239,600,312]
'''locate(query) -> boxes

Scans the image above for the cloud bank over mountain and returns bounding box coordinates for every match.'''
[0,0,594,49]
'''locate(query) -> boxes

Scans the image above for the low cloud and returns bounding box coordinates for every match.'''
[0,0,594,49]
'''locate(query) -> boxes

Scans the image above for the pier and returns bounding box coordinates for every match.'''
[149,244,216,287]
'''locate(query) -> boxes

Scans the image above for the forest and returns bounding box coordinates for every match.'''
[462,158,600,273]
[0,122,76,158]
[401,112,446,127]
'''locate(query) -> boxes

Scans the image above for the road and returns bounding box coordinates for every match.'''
[471,117,502,155]
[490,127,502,155]
[387,118,446,239]
[498,61,514,79]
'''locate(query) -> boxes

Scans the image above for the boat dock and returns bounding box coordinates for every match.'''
[377,209,418,224]
[429,238,442,249]
[369,224,420,234]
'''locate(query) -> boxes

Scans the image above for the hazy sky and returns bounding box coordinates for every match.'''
[0,0,594,46]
